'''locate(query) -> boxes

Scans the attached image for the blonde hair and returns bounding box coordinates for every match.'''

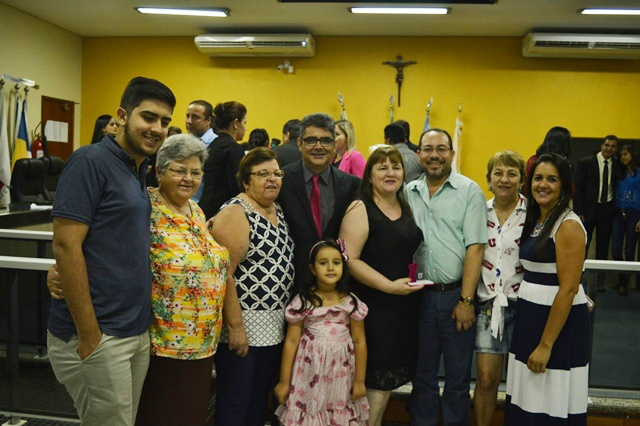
[486,150,526,183]
[336,120,356,151]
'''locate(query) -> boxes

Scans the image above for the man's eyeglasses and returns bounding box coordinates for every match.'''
[166,167,203,179]
[420,146,451,155]
[250,169,285,180]
[302,137,335,147]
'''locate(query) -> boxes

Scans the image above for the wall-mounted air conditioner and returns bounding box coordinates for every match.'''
[195,34,315,57]
[522,32,640,59]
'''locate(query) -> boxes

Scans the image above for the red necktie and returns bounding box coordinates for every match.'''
[310,174,323,238]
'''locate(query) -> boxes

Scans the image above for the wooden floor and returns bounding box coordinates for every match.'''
[383,399,640,426]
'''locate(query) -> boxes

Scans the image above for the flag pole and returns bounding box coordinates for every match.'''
[453,102,463,173]
[389,95,395,124]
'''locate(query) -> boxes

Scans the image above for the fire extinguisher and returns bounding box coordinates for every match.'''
[31,135,44,158]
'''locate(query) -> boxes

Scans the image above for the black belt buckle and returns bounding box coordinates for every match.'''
[427,279,462,292]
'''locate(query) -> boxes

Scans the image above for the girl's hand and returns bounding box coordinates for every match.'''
[274,382,290,405]
[351,381,367,400]
[527,343,552,373]
[635,219,640,233]
[387,278,425,295]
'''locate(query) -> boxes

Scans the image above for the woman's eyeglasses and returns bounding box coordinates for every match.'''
[250,169,285,180]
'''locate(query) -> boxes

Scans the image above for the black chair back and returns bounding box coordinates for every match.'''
[10,158,47,203]
[40,156,65,201]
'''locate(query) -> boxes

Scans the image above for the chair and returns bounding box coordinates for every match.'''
[10,158,47,204]
[40,156,65,202]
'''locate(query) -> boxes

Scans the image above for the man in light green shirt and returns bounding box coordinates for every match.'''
[404,128,487,426]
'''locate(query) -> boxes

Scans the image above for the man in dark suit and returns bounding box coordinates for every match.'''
[273,119,302,167]
[277,113,360,290]
[574,135,619,291]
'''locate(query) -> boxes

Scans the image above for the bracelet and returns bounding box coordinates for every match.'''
[459,296,474,307]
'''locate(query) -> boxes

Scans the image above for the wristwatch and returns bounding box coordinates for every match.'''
[459,296,474,307]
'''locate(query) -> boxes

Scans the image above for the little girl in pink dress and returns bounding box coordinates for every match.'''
[274,239,369,425]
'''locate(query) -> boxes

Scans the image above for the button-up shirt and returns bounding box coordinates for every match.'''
[404,170,487,284]
[597,152,614,203]
[478,194,526,340]
[192,128,218,203]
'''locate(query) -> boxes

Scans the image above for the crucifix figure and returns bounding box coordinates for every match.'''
[383,54,416,107]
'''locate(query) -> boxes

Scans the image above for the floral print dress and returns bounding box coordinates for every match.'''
[148,190,228,360]
[275,294,369,426]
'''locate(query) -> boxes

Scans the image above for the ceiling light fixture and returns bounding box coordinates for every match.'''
[136,7,229,17]
[580,8,640,16]
[350,7,450,15]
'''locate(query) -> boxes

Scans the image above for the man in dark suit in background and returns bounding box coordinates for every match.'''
[273,119,303,167]
[277,113,360,290]
[574,135,619,291]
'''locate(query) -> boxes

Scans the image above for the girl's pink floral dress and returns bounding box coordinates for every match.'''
[275,293,369,426]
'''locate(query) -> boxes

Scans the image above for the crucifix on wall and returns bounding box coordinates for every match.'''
[383,54,417,107]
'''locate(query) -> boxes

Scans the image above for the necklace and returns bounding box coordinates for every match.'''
[494,196,518,227]
[531,217,548,237]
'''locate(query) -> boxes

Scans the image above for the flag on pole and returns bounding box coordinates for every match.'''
[11,95,30,171]
[452,115,463,173]
[0,89,11,207]
[337,92,347,120]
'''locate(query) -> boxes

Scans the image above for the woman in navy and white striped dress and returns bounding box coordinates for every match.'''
[504,153,589,426]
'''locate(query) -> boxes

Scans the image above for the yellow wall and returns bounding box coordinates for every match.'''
[0,3,82,149]
[82,35,640,189]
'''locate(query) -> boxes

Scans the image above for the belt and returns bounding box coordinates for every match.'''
[425,279,462,292]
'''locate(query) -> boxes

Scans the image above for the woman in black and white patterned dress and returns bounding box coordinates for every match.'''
[210,147,295,426]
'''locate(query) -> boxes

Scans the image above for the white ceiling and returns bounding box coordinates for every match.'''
[2,0,640,38]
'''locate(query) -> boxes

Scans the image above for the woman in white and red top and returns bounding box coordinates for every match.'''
[473,150,527,426]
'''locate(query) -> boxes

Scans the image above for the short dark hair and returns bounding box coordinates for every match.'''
[300,113,335,139]
[120,76,176,115]
[418,128,453,150]
[283,119,302,141]
[236,147,280,189]
[384,123,406,145]
[394,119,410,141]
[604,134,619,144]
[189,100,213,120]
[214,101,247,130]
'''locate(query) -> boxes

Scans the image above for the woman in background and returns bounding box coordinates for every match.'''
[199,101,248,218]
[504,154,589,426]
[612,144,640,295]
[247,128,270,150]
[524,126,572,196]
[90,114,118,144]
[334,119,366,178]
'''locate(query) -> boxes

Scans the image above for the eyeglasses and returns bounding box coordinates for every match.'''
[166,167,204,179]
[302,137,335,147]
[249,169,285,180]
[420,146,451,155]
